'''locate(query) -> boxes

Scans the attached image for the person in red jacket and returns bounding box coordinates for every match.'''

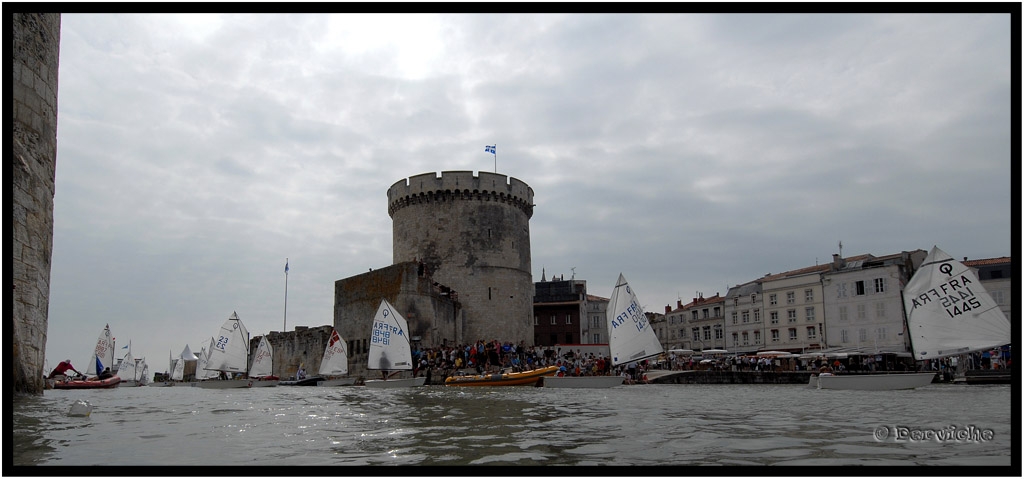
[48,359,82,379]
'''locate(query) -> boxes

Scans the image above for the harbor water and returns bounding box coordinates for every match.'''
[11,382,1014,471]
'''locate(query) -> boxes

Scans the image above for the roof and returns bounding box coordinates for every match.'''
[963,257,1012,267]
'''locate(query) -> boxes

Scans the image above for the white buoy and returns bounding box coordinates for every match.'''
[68,399,93,417]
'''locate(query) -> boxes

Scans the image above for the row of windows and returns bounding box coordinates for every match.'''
[534,314,574,325]
[838,327,889,343]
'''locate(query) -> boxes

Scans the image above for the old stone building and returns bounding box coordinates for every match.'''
[13,12,61,395]
[387,171,535,345]
[334,261,460,378]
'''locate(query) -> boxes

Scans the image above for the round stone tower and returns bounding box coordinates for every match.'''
[388,171,534,345]
[13,13,61,395]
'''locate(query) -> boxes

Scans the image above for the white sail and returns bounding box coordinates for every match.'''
[607,273,663,366]
[116,351,137,381]
[248,336,274,378]
[903,246,1011,361]
[367,299,413,371]
[199,338,219,379]
[85,324,114,375]
[138,360,150,385]
[205,311,250,374]
[319,329,349,376]
[170,358,184,381]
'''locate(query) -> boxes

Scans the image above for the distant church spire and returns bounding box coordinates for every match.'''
[541,268,546,282]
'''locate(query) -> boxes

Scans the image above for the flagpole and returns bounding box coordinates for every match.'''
[284,258,289,332]
[494,144,497,173]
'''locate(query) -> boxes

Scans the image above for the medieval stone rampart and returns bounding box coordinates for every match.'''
[13,13,61,395]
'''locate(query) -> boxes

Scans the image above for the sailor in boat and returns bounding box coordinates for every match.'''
[98,367,114,380]
[48,359,83,379]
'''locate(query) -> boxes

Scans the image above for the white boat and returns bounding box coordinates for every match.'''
[137,359,150,386]
[545,273,661,388]
[247,336,279,387]
[170,357,184,381]
[363,299,426,388]
[195,311,254,389]
[115,350,144,387]
[817,246,1011,390]
[84,324,115,377]
[316,329,356,387]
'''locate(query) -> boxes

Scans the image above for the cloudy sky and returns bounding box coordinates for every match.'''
[46,9,1013,373]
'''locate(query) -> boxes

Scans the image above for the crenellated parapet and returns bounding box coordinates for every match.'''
[387,171,534,219]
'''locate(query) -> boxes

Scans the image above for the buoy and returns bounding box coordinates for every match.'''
[68,400,93,417]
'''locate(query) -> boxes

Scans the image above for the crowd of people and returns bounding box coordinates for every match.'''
[408,340,655,384]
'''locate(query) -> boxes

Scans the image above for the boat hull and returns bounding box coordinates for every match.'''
[279,377,322,386]
[364,376,426,388]
[317,377,357,387]
[52,377,122,389]
[445,366,559,387]
[541,375,625,388]
[249,378,279,387]
[816,372,936,391]
[193,379,254,389]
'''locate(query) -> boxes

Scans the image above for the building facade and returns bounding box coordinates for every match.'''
[722,280,764,355]
[821,251,926,354]
[963,256,1013,322]
[760,264,830,353]
[675,293,728,352]
[533,276,587,346]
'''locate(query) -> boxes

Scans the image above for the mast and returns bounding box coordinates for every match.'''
[284,258,289,332]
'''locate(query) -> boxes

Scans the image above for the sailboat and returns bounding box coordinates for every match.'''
[137,359,150,386]
[53,324,122,389]
[363,299,426,388]
[85,324,115,377]
[543,273,655,388]
[170,357,185,381]
[115,350,143,387]
[195,311,254,389]
[247,336,279,387]
[316,329,356,387]
[817,246,1011,390]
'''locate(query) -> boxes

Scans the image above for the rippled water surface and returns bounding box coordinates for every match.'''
[12,382,1013,469]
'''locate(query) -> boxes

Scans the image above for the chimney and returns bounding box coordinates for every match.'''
[677,300,683,309]
[832,253,843,270]
[665,305,672,314]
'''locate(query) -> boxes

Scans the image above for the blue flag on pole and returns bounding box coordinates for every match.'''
[285,260,289,273]
[485,145,495,154]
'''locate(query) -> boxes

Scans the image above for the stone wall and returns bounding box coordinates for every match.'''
[334,262,459,378]
[255,325,334,380]
[13,12,61,395]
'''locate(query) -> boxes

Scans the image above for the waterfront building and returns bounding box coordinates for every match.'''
[533,274,587,346]
[674,293,728,352]
[820,251,925,354]
[584,294,610,344]
[722,280,765,356]
[963,256,1013,322]
[760,263,831,354]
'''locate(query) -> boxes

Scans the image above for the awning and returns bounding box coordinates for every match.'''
[702,349,729,354]
[668,349,695,355]
[756,351,791,357]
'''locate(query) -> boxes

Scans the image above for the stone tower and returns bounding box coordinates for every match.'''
[388,171,534,345]
[13,13,61,395]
